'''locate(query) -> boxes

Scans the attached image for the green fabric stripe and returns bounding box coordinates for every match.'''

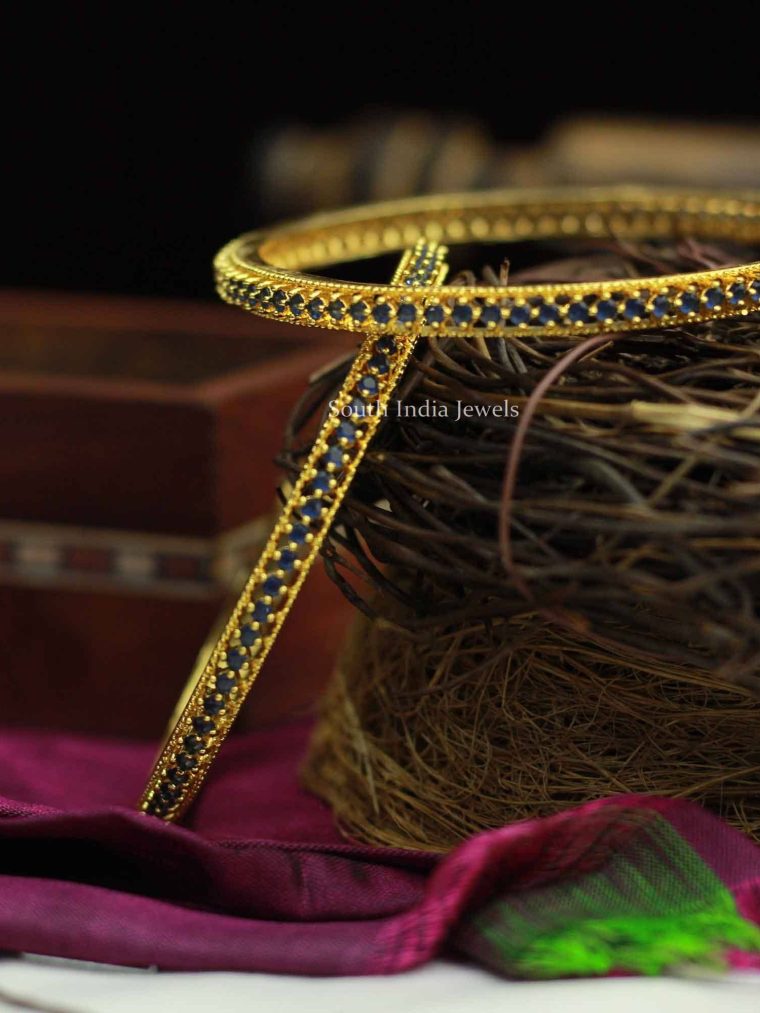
[464,812,760,977]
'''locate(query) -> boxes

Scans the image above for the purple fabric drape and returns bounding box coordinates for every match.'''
[0,718,758,975]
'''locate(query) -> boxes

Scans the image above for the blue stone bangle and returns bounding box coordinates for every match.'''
[215,187,760,340]
[144,185,760,822]
[139,239,449,821]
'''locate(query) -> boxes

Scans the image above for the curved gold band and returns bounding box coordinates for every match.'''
[215,187,760,339]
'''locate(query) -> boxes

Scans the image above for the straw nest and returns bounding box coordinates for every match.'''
[279,238,760,852]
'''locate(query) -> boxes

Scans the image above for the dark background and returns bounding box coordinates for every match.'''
[5,9,759,300]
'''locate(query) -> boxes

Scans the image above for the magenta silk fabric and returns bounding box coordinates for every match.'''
[0,718,759,975]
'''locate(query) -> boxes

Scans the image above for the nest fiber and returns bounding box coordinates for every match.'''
[282,240,760,852]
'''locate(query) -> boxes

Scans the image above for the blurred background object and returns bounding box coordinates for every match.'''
[251,113,760,222]
[0,291,352,736]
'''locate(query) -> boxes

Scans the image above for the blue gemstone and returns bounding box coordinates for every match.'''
[623,299,646,321]
[336,420,357,442]
[215,673,236,694]
[193,716,215,735]
[263,575,282,596]
[375,335,397,354]
[452,303,474,326]
[226,649,245,671]
[567,302,591,324]
[372,303,392,325]
[203,696,225,716]
[243,287,256,306]
[368,354,390,375]
[251,601,271,623]
[479,304,501,326]
[397,303,416,324]
[301,498,325,520]
[345,397,367,418]
[679,292,700,314]
[323,446,345,469]
[272,289,287,312]
[176,752,198,771]
[258,287,272,306]
[728,283,746,305]
[704,287,724,310]
[652,295,671,318]
[307,298,324,320]
[348,301,368,322]
[183,734,203,754]
[327,300,345,321]
[358,375,379,397]
[167,766,189,784]
[424,304,444,325]
[509,303,532,326]
[750,280,760,302]
[278,548,297,570]
[156,785,177,804]
[311,471,333,493]
[240,625,259,647]
[536,301,560,325]
[287,522,310,547]
[288,294,305,316]
[596,299,618,322]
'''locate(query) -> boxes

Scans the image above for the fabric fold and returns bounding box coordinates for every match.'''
[0,720,758,977]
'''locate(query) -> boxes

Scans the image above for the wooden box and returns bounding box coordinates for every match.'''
[0,290,353,737]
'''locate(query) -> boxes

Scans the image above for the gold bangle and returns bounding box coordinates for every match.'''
[142,185,760,821]
[139,240,448,820]
[215,186,760,339]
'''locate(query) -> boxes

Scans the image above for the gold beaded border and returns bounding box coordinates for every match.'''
[214,187,760,340]
[139,240,448,821]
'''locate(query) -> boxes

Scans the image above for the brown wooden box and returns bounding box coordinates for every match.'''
[0,290,354,737]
